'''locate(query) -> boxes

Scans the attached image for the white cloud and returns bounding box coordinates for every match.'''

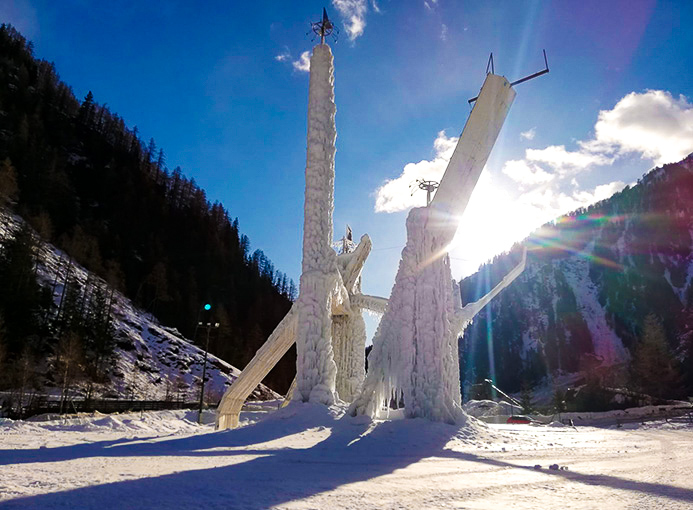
[502,159,554,186]
[373,88,692,274]
[520,181,626,218]
[332,0,368,41]
[520,127,536,140]
[374,130,457,213]
[573,181,627,205]
[525,145,614,173]
[508,90,693,184]
[275,51,290,62]
[582,90,693,166]
[292,51,311,72]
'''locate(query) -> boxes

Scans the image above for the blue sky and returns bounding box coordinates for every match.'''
[3,1,693,331]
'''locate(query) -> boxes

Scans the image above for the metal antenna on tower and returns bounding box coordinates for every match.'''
[468,49,550,104]
[410,179,440,206]
[310,8,338,44]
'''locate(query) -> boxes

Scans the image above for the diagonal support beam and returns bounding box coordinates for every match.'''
[451,248,527,336]
[217,233,377,428]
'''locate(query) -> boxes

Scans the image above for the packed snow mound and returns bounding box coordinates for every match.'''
[464,399,515,418]
[266,401,495,447]
[0,210,279,401]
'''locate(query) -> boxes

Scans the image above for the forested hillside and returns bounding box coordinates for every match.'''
[460,154,693,404]
[0,24,295,393]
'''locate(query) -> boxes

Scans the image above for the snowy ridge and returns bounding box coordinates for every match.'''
[558,246,629,365]
[462,154,693,390]
[0,210,278,401]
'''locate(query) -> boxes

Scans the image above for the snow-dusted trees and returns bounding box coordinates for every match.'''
[0,224,50,358]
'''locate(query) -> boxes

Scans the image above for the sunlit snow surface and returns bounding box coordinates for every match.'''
[1,404,692,509]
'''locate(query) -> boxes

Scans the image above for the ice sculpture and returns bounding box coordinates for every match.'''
[216,42,384,429]
[217,33,532,429]
[349,74,526,424]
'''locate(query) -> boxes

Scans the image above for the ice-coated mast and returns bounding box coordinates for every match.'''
[217,9,383,428]
[350,66,536,424]
[293,37,339,404]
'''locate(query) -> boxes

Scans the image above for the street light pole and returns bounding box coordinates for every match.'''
[198,320,219,424]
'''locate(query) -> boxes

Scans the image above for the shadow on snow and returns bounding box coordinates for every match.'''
[1,405,692,509]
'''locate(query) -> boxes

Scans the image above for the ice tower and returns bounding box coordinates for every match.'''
[349,73,528,423]
[216,13,386,429]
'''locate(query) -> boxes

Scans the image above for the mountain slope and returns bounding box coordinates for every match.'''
[0,209,278,402]
[460,154,693,397]
[0,24,296,392]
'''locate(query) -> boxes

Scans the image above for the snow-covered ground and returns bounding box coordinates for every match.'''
[1,404,692,509]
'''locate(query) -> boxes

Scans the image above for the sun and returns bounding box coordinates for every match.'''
[447,172,537,278]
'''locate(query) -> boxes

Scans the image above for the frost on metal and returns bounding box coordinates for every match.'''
[350,74,524,424]
[216,307,298,430]
[218,62,525,430]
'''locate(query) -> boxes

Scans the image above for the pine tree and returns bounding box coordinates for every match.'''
[631,313,682,400]
[85,283,115,378]
[12,346,38,418]
[78,90,95,128]
[0,224,48,356]
[0,158,19,206]
[55,271,83,338]
[58,332,83,414]
[520,384,534,414]
[0,315,7,388]
[553,387,566,415]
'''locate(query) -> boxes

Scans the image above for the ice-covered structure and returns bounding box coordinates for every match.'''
[216,42,385,430]
[217,29,532,429]
[349,74,526,424]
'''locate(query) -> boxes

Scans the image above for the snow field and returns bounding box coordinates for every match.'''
[2,402,692,509]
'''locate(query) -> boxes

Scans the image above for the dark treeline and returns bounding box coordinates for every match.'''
[0,25,296,393]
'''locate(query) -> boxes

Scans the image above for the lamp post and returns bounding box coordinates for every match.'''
[193,303,213,342]
[198,319,220,424]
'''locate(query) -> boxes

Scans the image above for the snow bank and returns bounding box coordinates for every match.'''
[0,409,210,437]
[464,399,515,418]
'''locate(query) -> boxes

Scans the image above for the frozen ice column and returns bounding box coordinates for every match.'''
[294,43,339,404]
[350,74,518,423]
